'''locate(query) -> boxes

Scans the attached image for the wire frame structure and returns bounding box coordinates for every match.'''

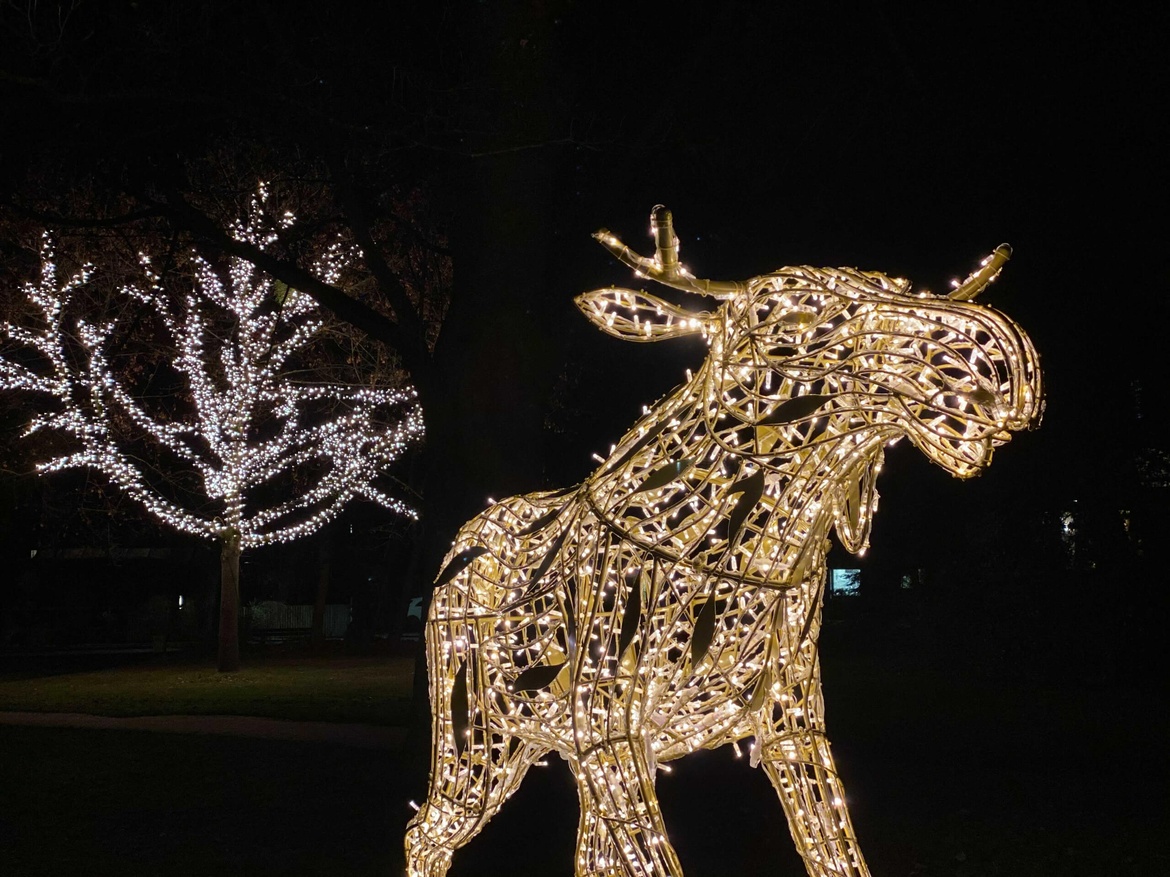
[406,207,1043,877]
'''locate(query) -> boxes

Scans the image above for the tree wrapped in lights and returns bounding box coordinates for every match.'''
[0,200,423,671]
[406,207,1042,877]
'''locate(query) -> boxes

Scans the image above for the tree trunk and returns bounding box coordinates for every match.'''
[217,528,241,672]
[312,537,331,650]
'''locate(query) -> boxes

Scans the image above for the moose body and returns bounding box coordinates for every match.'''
[406,209,1042,877]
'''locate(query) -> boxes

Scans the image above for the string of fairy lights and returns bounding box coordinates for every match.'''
[0,190,423,549]
[406,208,1041,877]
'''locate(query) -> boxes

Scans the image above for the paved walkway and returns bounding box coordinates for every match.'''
[0,710,406,749]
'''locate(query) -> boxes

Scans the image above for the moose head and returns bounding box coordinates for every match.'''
[578,207,1043,484]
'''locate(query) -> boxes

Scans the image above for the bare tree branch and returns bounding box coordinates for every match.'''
[4,202,166,228]
[150,187,434,384]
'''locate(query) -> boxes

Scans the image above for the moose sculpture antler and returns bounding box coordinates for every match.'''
[406,207,1043,877]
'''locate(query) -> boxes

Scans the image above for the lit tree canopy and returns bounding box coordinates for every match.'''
[0,208,423,549]
[2,194,425,670]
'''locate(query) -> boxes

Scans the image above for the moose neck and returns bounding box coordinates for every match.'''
[585,361,898,583]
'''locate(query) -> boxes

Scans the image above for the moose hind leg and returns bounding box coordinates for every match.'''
[405,734,546,876]
[571,738,683,877]
[405,630,546,875]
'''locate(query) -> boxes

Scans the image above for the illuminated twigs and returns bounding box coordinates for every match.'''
[407,207,1042,877]
[1,192,424,670]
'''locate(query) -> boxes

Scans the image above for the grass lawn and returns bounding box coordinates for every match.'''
[1,623,1166,875]
[2,705,1166,877]
[0,724,414,877]
[0,652,415,725]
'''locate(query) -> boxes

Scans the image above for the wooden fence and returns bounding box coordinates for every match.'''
[245,602,350,641]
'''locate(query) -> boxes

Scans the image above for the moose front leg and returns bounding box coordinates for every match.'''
[757,661,871,877]
[571,736,683,877]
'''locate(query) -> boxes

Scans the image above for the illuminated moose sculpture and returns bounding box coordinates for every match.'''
[406,207,1043,877]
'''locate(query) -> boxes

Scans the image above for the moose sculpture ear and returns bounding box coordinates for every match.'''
[575,287,713,343]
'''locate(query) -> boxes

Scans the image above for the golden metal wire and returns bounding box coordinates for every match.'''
[406,208,1043,877]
